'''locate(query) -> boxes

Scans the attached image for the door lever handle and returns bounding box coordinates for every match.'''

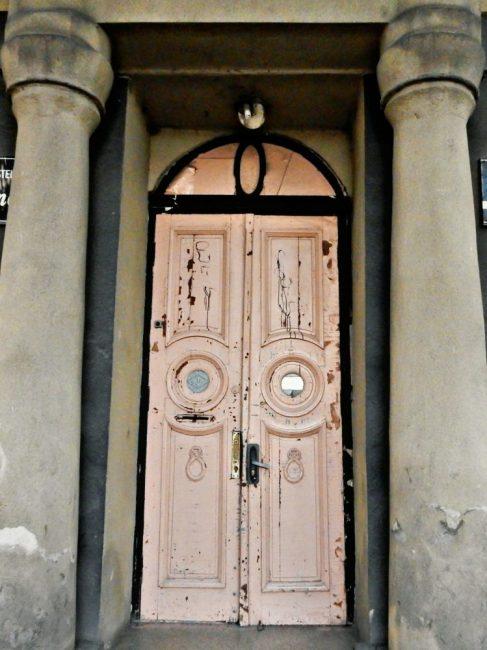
[251,460,270,469]
[246,444,269,486]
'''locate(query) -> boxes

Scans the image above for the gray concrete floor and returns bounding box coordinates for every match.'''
[115,623,357,649]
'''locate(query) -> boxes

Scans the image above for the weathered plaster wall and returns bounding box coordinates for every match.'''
[76,80,149,648]
[149,128,352,195]
[468,59,487,346]
[362,75,391,649]
[352,88,369,645]
[7,1,487,24]
[352,75,391,649]
[76,78,129,647]
[98,86,149,646]
[0,1,393,23]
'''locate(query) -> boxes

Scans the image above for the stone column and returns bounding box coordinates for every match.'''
[0,4,112,648]
[378,2,487,648]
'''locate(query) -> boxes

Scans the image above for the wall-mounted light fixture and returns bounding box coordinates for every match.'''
[237,100,265,130]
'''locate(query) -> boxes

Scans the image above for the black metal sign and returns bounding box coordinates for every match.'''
[479,159,487,227]
[0,157,14,225]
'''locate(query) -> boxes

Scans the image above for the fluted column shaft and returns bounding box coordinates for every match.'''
[378,2,487,648]
[0,3,112,648]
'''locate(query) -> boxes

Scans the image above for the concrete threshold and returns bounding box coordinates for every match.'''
[115,622,357,649]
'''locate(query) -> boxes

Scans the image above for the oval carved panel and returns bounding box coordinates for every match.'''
[234,141,266,196]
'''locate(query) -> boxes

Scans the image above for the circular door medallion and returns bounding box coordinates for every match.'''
[167,352,228,411]
[261,353,324,417]
[186,369,210,394]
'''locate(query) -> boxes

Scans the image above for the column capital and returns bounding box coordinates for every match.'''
[0,4,113,115]
[377,1,485,108]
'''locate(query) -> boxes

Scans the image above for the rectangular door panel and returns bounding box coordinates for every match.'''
[245,215,346,626]
[160,421,225,588]
[262,230,322,346]
[263,423,329,590]
[141,214,245,623]
[166,229,228,344]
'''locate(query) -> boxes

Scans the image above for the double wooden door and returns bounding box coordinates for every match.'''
[141,213,346,625]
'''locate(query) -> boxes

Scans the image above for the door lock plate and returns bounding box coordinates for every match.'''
[231,429,242,479]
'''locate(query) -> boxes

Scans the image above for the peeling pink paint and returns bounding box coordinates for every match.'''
[142,144,346,626]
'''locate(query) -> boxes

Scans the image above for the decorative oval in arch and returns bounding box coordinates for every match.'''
[149,133,351,214]
[233,141,266,196]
